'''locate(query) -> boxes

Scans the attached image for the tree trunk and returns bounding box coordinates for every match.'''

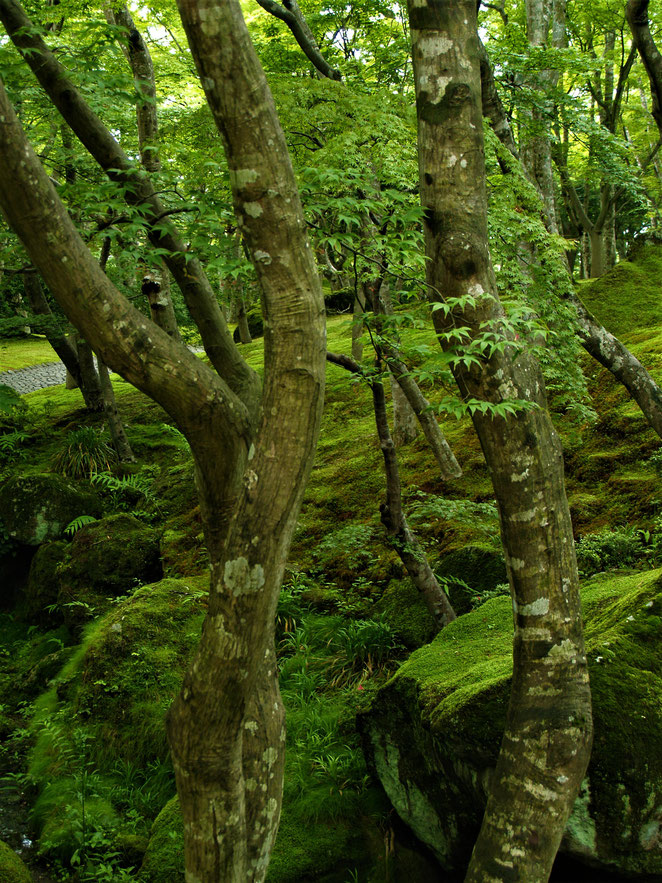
[372,375,456,629]
[236,297,253,344]
[390,372,419,446]
[22,272,82,383]
[141,269,181,339]
[0,4,326,878]
[97,359,135,462]
[589,228,606,278]
[351,289,365,362]
[407,3,593,880]
[167,0,326,878]
[74,335,104,412]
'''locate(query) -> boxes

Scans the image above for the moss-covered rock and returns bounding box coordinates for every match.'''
[139,796,370,883]
[375,579,437,648]
[0,472,102,546]
[435,545,507,614]
[139,797,184,883]
[361,569,662,877]
[56,514,163,628]
[24,540,67,623]
[28,578,207,863]
[0,839,31,883]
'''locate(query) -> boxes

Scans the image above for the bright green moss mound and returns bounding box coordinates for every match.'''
[580,244,662,338]
[139,796,368,883]
[31,578,206,773]
[139,797,184,882]
[364,569,662,874]
[0,840,31,883]
[28,578,207,863]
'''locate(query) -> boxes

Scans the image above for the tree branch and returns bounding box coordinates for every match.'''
[254,0,341,80]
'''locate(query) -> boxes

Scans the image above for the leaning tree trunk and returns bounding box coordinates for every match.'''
[167,0,326,879]
[407,2,593,880]
[0,2,325,878]
[480,30,662,442]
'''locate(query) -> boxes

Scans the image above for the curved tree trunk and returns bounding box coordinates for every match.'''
[0,3,325,878]
[0,0,259,410]
[407,2,593,880]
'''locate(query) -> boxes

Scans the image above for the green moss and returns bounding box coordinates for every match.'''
[56,514,163,628]
[24,540,67,624]
[0,336,58,369]
[0,839,32,883]
[139,795,369,883]
[580,244,662,337]
[0,472,102,546]
[139,797,184,883]
[434,545,507,615]
[375,579,437,648]
[364,569,662,874]
[27,579,206,861]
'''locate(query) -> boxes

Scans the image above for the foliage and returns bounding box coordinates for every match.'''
[52,427,117,479]
[64,514,99,537]
[575,527,648,576]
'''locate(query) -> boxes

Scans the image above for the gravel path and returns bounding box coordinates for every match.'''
[0,361,67,395]
[0,348,205,395]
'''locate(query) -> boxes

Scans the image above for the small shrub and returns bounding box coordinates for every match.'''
[575,527,646,576]
[316,523,376,570]
[52,427,117,479]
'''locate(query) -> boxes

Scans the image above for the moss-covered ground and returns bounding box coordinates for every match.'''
[2,245,662,879]
[0,336,58,371]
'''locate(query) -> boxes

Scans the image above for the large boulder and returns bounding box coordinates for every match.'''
[28,579,207,864]
[0,473,102,546]
[435,544,507,614]
[55,514,163,628]
[360,569,662,878]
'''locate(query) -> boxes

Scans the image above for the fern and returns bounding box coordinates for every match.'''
[64,515,98,537]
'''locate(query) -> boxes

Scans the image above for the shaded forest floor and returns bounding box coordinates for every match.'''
[2,246,662,881]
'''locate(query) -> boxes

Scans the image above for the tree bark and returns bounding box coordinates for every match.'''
[372,375,456,629]
[97,359,135,462]
[0,0,258,411]
[167,1,326,879]
[407,3,592,880]
[0,2,326,873]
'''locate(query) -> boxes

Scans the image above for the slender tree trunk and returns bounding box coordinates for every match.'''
[407,4,592,880]
[327,349,456,631]
[236,297,253,344]
[22,272,82,383]
[351,289,365,362]
[589,228,606,278]
[97,359,135,461]
[74,335,104,412]
[141,269,181,339]
[372,375,455,629]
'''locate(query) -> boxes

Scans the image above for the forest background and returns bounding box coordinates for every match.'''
[2,0,662,881]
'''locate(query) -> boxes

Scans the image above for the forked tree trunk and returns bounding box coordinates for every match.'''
[407,2,592,880]
[168,1,326,879]
[0,3,325,879]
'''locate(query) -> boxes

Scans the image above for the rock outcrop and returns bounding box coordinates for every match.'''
[361,569,662,878]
